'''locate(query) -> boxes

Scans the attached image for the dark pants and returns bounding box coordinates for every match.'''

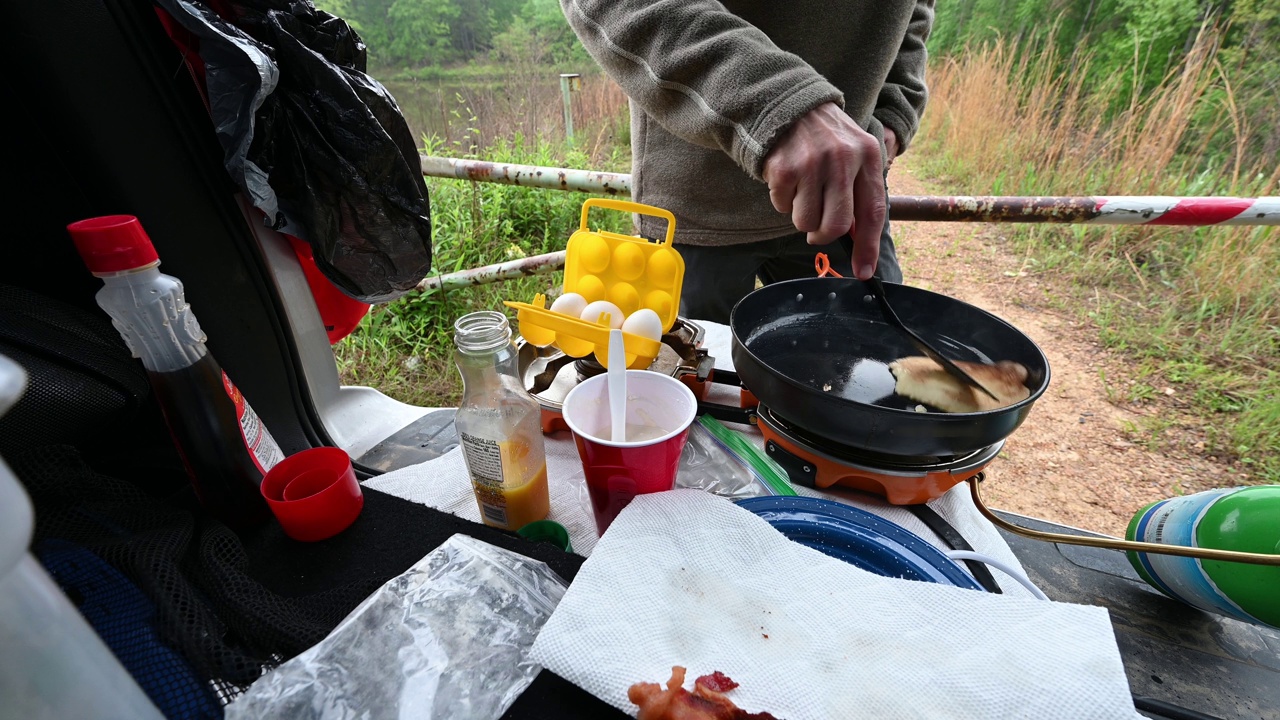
[678,212,901,325]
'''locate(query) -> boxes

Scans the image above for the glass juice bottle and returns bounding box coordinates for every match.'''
[453,311,550,531]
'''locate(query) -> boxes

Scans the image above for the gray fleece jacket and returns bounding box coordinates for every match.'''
[560,0,934,246]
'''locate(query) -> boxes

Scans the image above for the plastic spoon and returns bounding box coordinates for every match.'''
[608,328,626,442]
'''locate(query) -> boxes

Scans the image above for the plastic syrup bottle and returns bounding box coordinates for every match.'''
[453,311,550,531]
[67,215,284,530]
[1126,485,1280,629]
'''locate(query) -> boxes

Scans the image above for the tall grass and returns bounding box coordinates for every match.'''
[919,30,1280,481]
[334,76,631,405]
[384,63,629,160]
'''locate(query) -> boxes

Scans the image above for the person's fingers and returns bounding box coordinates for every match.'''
[883,127,899,161]
[809,162,853,245]
[790,173,823,236]
[849,158,886,279]
[768,179,796,216]
[763,160,798,215]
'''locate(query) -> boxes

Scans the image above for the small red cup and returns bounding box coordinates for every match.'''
[562,370,697,535]
[261,447,363,542]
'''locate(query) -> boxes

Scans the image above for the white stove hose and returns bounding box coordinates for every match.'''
[945,550,1050,601]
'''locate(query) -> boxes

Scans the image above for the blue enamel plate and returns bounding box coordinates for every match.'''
[735,496,981,590]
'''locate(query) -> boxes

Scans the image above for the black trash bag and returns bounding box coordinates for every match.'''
[154,0,431,303]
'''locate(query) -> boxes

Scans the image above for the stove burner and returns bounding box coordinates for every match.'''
[574,357,606,383]
[758,405,998,470]
[756,404,1001,504]
[517,318,712,433]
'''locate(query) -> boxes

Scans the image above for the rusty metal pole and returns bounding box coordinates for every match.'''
[420,155,629,196]
[890,195,1280,225]
[416,251,567,293]
[419,157,1280,226]
[415,157,1280,293]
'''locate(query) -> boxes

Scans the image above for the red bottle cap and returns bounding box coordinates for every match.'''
[261,447,364,542]
[66,215,160,274]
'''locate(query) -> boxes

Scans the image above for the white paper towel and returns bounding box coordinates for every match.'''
[365,438,605,556]
[530,490,1140,720]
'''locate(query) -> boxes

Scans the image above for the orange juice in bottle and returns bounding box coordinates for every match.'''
[453,311,550,530]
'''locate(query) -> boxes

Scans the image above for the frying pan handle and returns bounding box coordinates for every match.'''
[968,477,1280,566]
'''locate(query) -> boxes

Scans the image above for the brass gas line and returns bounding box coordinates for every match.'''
[967,475,1280,566]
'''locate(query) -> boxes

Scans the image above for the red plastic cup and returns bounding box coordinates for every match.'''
[261,447,363,542]
[562,370,697,535]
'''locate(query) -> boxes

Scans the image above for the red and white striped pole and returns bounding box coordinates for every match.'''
[422,154,1280,227]
[886,196,1280,226]
[414,195,1280,293]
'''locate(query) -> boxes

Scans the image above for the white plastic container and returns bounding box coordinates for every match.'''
[0,354,164,720]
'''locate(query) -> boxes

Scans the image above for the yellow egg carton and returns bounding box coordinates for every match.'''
[505,198,684,369]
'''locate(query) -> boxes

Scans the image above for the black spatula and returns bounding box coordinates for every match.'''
[866,276,1001,402]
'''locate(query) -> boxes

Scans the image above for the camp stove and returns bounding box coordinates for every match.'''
[701,370,1000,505]
[755,403,1000,504]
[517,317,714,433]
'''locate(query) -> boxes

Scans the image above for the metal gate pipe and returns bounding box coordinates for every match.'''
[421,155,1279,226]
[417,156,1279,291]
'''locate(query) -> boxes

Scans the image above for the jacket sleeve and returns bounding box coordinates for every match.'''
[559,0,842,180]
[872,0,934,156]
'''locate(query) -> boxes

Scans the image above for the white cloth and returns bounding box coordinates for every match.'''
[530,490,1140,720]
[366,434,605,556]
[366,319,1034,595]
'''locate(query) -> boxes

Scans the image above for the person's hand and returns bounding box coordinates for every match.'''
[762,102,885,280]
[884,126,899,169]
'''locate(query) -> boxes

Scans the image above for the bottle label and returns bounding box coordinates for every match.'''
[221,371,285,476]
[459,432,509,527]
[1129,489,1256,623]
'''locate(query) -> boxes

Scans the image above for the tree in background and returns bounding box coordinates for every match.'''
[313,0,579,68]
[384,0,460,64]
[931,0,1278,164]
[489,0,592,65]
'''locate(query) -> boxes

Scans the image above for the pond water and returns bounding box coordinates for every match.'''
[382,76,572,149]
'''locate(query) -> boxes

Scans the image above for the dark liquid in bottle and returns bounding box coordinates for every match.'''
[148,354,271,530]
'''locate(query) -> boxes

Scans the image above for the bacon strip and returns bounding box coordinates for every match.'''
[628,666,781,720]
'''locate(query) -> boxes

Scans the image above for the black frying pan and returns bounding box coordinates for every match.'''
[729,277,1050,458]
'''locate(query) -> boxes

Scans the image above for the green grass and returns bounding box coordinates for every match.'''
[970,211,1280,483]
[334,133,630,407]
[918,37,1280,483]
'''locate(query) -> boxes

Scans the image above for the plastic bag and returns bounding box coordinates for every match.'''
[676,417,796,498]
[225,534,567,720]
[675,420,767,499]
[153,0,431,303]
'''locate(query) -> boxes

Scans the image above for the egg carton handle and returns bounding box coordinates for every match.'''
[579,199,676,246]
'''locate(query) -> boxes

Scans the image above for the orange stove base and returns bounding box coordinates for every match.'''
[760,424,987,505]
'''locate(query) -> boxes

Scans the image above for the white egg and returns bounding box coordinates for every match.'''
[548,292,588,318]
[621,308,664,341]
[579,300,624,328]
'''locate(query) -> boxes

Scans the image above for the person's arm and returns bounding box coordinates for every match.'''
[873,0,935,158]
[561,0,885,278]
[559,0,841,180]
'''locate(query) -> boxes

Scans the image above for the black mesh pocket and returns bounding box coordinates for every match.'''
[13,445,385,705]
[0,283,150,458]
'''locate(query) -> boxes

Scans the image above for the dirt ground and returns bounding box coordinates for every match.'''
[890,160,1251,537]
